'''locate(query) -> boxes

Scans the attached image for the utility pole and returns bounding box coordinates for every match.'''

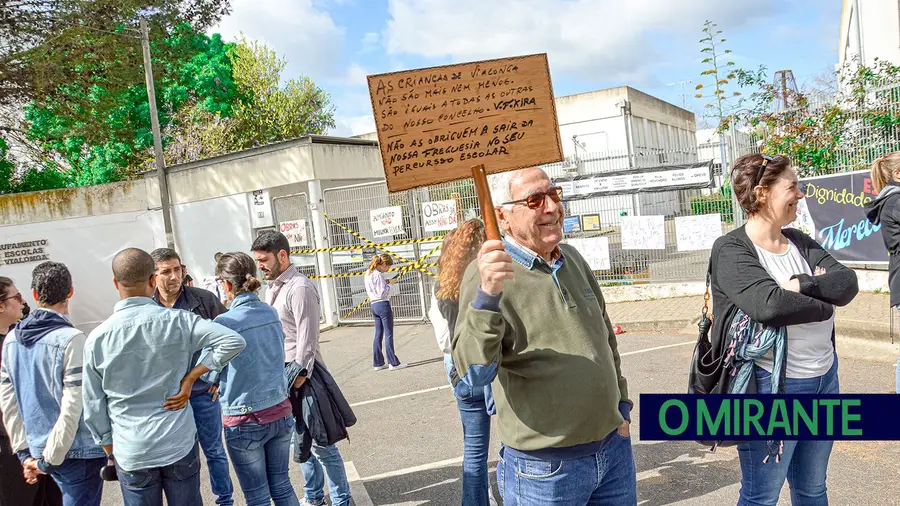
[140,17,175,249]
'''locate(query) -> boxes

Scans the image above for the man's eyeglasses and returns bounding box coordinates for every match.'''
[754,154,776,187]
[0,293,24,304]
[502,186,563,210]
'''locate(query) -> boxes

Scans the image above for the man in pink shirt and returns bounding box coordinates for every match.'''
[251,232,352,506]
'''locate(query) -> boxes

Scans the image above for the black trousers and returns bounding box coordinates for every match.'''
[0,435,63,506]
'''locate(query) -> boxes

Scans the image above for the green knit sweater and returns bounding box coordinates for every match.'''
[451,243,630,452]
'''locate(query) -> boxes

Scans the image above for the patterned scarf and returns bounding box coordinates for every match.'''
[724,309,788,464]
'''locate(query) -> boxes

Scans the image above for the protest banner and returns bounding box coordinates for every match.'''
[367,53,564,239]
[789,170,886,263]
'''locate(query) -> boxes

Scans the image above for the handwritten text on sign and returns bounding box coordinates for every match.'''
[422,199,458,232]
[370,206,405,238]
[674,214,722,252]
[279,220,309,249]
[567,237,611,270]
[622,216,666,250]
[368,54,563,191]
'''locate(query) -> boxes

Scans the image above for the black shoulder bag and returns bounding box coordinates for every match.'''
[687,256,742,450]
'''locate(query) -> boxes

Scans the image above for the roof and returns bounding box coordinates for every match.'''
[139,135,379,176]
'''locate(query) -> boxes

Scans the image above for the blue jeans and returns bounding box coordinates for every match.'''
[191,390,234,505]
[496,430,636,505]
[737,355,840,506]
[224,416,299,506]
[896,314,900,393]
[372,301,400,367]
[117,443,202,506]
[444,354,493,506]
[50,457,105,506]
[300,443,351,506]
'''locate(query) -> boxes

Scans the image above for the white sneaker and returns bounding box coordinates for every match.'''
[302,499,327,506]
[389,363,408,371]
[373,365,388,371]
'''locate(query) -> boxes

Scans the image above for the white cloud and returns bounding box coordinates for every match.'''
[360,32,380,53]
[333,114,377,137]
[214,0,345,81]
[331,86,376,136]
[384,0,782,85]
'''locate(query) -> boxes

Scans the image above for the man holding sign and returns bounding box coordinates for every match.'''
[451,168,636,505]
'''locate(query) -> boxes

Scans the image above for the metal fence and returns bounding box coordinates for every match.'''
[320,179,487,323]
[540,147,733,284]
[271,192,325,323]
[758,80,900,177]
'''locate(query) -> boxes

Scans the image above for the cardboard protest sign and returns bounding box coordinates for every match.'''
[367,53,564,192]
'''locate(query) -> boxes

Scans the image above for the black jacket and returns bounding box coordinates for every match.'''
[709,226,859,392]
[865,182,900,307]
[153,285,227,320]
[291,360,356,463]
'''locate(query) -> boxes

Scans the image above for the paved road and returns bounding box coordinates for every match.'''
[92,323,899,505]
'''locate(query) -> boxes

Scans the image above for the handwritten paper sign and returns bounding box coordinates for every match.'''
[567,237,611,270]
[367,54,564,192]
[675,214,723,252]
[370,206,405,237]
[279,220,309,249]
[621,216,666,250]
[422,199,458,232]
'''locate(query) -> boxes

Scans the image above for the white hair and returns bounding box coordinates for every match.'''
[488,171,517,209]
[488,168,547,208]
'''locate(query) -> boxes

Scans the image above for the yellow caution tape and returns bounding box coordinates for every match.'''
[290,236,441,255]
[309,263,437,279]
[338,242,443,320]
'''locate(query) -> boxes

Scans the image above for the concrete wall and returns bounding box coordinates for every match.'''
[1,210,164,333]
[839,0,900,68]
[0,180,148,227]
[145,137,383,208]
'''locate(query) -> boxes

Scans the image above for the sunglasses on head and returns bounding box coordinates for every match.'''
[502,186,563,209]
[754,154,776,187]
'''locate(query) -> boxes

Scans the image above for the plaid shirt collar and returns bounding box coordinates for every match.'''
[504,235,563,271]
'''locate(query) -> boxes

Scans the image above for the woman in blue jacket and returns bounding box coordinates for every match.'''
[212,253,299,506]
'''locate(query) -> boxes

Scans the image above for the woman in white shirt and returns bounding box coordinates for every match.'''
[365,254,406,371]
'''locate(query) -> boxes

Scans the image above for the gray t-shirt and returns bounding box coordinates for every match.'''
[753,241,835,378]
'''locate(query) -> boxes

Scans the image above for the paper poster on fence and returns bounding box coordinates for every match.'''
[421,200,458,232]
[370,206,405,237]
[279,220,309,249]
[675,214,722,251]
[621,215,666,250]
[567,237,610,270]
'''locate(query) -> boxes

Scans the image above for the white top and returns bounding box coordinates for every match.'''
[753,241,835,378]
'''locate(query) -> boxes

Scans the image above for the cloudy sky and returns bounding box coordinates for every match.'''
[214,0,841,137]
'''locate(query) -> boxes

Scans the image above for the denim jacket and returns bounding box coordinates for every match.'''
[213,293,288,416]
[1,312,104,462]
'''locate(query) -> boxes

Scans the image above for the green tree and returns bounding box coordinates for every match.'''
[227,37,335,149]
[728,58,900,176]
[24,25,237,185]
[159,37,336,165]
[0,0,231,120]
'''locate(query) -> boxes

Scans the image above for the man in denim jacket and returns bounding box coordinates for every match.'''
[0,262,106,506]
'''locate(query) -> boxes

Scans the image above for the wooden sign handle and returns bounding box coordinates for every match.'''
[471,164,501,241]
